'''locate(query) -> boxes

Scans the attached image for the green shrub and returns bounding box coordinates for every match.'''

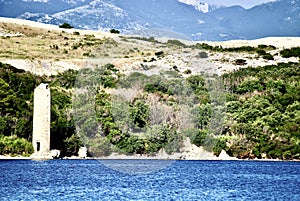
[127,36,159,43]
[192,130,207,146]
[258,44,276,50]
[198,51,208,58]
[0,135,33,156]
[256,49,266,55]
[144,83,172,95]
[280,47,300,58]
[235,59,247,65]
[213,139,227,156]
[258,44,268,49]
[262,53,274,60]
[236,79,264,94]
[59,23,73,29]
[167,39,186,47]
[155,51,164,57]
[109,29,120,34]
[183,69,192,74]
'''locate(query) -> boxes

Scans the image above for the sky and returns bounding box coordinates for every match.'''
[201,0,276,9]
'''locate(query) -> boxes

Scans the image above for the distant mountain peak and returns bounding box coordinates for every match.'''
[178,0,209,12]
[1,0,299,41]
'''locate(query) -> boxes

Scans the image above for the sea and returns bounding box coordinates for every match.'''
[0,160,299,201]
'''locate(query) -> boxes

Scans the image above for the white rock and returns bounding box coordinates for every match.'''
[78,147,87,158]
[50,149,61,159]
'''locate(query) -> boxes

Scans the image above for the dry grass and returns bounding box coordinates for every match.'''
[0,22,151,60]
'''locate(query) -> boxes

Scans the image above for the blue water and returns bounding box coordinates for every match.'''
[0,160,299,201]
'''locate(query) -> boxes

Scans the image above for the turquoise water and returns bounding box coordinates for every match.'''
[0,160,299,200]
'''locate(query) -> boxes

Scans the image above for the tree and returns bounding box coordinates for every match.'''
[59,23,74,29]
[0,78,16,116]
[129,100,149,128]
[109,29,120,34]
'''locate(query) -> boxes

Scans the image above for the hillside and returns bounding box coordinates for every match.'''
[0,18,299,160]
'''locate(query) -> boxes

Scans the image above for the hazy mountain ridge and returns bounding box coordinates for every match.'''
[0,0,300,40]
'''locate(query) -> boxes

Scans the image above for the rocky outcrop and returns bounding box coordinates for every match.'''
[218,150,236,160]
[30,149,61,159]
[78,147,87,158]
[50,149,61,159]
[179,137,217,160]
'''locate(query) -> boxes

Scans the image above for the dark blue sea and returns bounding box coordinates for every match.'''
[0,160,299,201]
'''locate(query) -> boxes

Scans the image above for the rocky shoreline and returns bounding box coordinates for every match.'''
[1,138,299,161]
[1,154,299,162]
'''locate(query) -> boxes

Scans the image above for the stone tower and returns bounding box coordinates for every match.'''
[31,83,51,158]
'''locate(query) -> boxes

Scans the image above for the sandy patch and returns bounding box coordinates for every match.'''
[0,17,113,39]
[205,37,300,49]
[1,59,84,76]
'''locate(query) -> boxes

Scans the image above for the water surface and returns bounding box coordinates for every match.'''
[0,160,299,200]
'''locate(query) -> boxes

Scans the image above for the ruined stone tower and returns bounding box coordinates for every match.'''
[31,83,51,158]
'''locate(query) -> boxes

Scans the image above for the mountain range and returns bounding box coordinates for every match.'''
[0,0,300,41]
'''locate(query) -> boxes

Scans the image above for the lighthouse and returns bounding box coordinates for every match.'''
[31,83,51,159]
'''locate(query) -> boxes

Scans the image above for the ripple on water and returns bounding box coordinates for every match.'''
[0,160,299,201]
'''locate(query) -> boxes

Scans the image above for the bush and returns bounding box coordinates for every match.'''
[258,44,276,50]
[280,47,300,58]
[262,53,274,60]
[192,130,207,146]
[155,51,164,57]
[59,23,73,29]
[144,83,171,95]
[183,69,192,74]
[0,135,33,156]
[198,51,208,58]
[235,59,247,65]
[167,39,186,47]
[213,139,227,156]
[109,29,120,34]
[256,49,266,55]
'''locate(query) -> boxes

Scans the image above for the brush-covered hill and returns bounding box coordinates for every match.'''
[0,18,299,160]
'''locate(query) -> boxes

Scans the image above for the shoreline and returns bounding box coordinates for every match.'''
[1,155,299,162]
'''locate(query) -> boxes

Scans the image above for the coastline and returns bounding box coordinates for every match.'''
[0,155,31,160]
[1,154,299,162]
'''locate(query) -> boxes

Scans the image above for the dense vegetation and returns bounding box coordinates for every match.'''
[193,43,276,60]
[222,62,300,159]
[73,67,211,156]
[193,43,276,53]
[0,58,299,159]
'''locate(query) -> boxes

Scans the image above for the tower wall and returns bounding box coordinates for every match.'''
[32,83,51,157]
